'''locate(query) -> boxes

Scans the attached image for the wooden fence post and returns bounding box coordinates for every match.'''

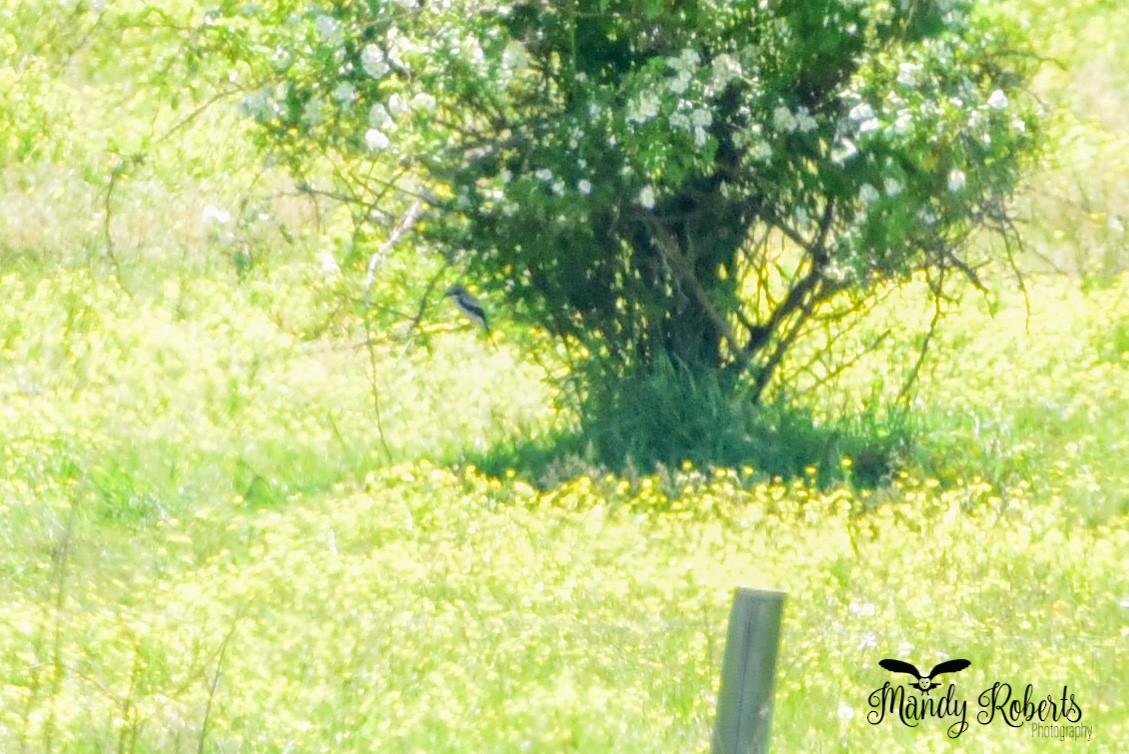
[711,588,786,754]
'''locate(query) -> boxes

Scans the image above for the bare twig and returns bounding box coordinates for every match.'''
[102,155,143,300]
[751,288,820,401]
[794,328,892,401]
[196,615,241,754]
[646,221,752,368]
[37,494,81,753]
[898,267,947,404]
[363,313,394,462]
[364,198,424,305]
[397,263,453,358]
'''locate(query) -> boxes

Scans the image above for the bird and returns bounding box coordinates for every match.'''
[443,284,490,334]
[879,658,971,694]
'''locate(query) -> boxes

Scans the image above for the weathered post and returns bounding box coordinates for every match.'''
[711,588,786,754]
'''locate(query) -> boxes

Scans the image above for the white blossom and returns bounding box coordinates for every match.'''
[892,110,913,136]
[302,97,323,126]
[369,103,392,129]
[987,89,1009,110]
[459,34,485,67]
[667,51,697,95]
[849,600,877,617]
[823,262,850,283]
[709,52,743,92]
[627,89,662,124]
[365,128,390,150]
[577,179,592,195]
[749,140,772,161]
[638,185,656,209]
[691,108,713,130]
[500,169,512,184]
[849,102,875,124]
[318,251,341,278]
[314,15,342,44]
[859,183,880,206]
[896,62,921,87]
[884,177,903,197]
[387,92,408,117]
[534,168,553,181]
[333,82,356,105]
[361,44,389,79]
[241,87,273,118]
[202,204,231,225]
[831,137,858,163]
[411,92,436,112]
[849,102,880,135]
[773,105,798,132]
[386,27,413,68]
[667,47,701,90]
[691,108,713,145]
[795,106,817,133]
[502,40,530,71]
[947,169,967,192]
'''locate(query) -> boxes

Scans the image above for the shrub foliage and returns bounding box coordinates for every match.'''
[201,0,1039,396]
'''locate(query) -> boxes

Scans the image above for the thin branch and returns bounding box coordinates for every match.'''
[196,614,241,754]
[751,286,821,401]
[793,328,892,401]
[364,198,424,305]
[152,86,245,146]
[646,221,752,368]
[101,155,143,300]
[397,262,452,358]
[363,316,394,463]
[38,493,81,754]
[992,212,1033,335]
[897,267,947,405]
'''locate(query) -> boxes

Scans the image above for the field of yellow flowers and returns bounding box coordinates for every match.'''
[0,259,1125,752]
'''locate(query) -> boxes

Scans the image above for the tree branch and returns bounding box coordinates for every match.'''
[364,198,424,305]
[646,220,753,368]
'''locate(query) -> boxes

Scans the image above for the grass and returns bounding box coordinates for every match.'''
[1,0,1127,752]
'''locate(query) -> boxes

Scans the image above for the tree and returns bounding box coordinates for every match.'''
[205,0,1038,401]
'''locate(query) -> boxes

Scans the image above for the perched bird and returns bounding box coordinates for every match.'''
[443,284,489,334]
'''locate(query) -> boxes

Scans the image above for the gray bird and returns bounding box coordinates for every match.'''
[443,284,489,334]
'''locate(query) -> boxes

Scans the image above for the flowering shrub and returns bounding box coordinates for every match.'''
[206,0,1039,399]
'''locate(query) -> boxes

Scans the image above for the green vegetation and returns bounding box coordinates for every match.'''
[1,0,1126,752]
[205,0,1039,405]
